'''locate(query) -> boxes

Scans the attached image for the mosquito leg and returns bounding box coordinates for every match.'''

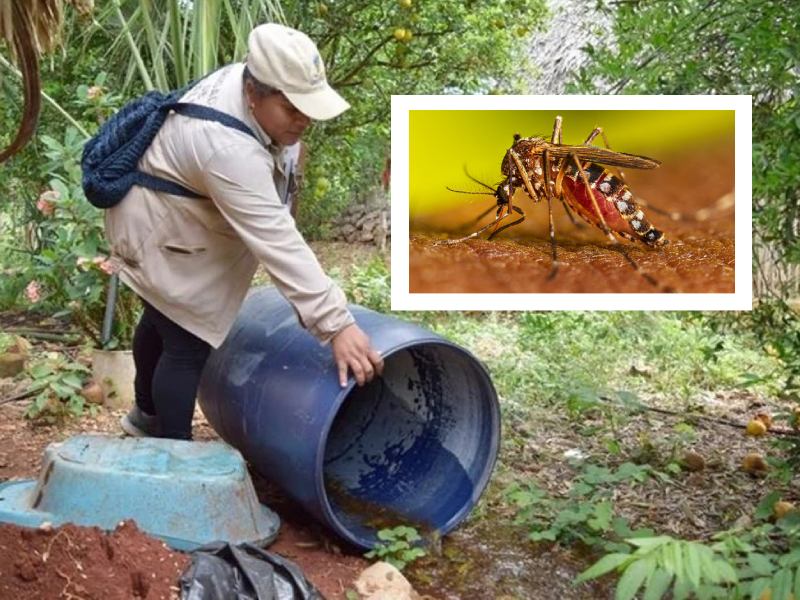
[439,207,513,245]
[488,206,526,240]
[583,126,629,181]
[509,140,563,277]
[507,149,516,207]
[570,153,674,292]
[583,126,602,146]
[544,116,584,227]
[508,150,538,203]
[551,116,563,145]
[541,149,559,279]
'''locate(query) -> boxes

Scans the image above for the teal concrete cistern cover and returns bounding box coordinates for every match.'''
[0,434,279,551]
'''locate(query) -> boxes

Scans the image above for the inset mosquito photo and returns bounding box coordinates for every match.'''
[391,96,750,310]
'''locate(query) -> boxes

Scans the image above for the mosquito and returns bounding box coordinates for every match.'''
[442,116,671,290]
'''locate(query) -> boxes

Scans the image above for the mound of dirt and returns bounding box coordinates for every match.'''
[0,519,187,600]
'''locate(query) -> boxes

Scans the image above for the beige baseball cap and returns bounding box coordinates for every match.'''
[246,23,349,121]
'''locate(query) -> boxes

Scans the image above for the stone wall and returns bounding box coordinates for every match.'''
[331,190,390,249]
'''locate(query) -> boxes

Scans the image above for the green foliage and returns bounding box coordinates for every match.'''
[24,352,95,424]
[576,536,739,600]
[364,525,426,571]
[570,0,798,99]
[22,121,139,348]
[568,0,800,375]
[334,257,391,314]
[3,77,140,348]
[0,332,17,354]
[456,311,782,409]
[287,0,548,236]
[708,301,800,401]
[2,1,551,241]
[506,461,655,551]
[86,0,284,92]
[577,495,800,599]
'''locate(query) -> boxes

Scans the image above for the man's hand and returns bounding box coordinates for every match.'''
[330,323,384,387]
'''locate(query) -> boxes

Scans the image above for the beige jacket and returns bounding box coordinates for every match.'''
[104,64,354,348]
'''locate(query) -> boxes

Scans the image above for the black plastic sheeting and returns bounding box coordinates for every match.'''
[180,542,322,600]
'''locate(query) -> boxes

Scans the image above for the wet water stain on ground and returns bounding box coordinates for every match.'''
[406,519,613,599]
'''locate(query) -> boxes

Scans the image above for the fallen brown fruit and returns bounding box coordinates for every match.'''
[775,501,797,519]
[742,453,769,474]
[755,412,773,430]
[681,451,705,472]
[746,419,768,436]
[81,380,105,405]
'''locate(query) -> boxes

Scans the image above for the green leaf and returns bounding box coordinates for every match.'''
[713,559,738,584]
[755,491,782,521]
[772,567,794,600]
[748,553,775,577]
[672,576,693,600]
[406,548,425,560]
[663,540,684,584]
[28,364,55,379]
[588,501,614,532]
[612,517,635,539]
[683,543,702,589]
[61,374,84,389]
[575,553,635,584]
[615,557,652,600]
[628,536,675,550]
[693,544,717,583]
[793,564,800,600]
[50,381,74,398]
[629,527,657,539]
[50,178,71,201]
[750,577,772,599]
[530,530,557,542]
[642,568,673,600]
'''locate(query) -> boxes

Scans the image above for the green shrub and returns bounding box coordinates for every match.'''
[24,352,96,424]
[364,526,427,571]
[506,461,655,552]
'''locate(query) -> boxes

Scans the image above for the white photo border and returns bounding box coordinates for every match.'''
[391,95,751,311]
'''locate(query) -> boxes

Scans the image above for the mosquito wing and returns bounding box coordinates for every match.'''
[546,144,662,170]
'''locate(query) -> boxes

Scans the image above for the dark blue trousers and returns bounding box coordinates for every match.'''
[132,301,211,440]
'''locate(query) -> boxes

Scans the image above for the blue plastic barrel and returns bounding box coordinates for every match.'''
[198,286,500,549]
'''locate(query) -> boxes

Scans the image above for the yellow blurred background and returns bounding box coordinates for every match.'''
[409,110,734,215]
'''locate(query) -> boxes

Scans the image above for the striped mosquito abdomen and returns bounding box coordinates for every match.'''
[562,161,668,248]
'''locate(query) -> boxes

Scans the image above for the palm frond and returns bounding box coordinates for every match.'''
[0,0,83,163]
